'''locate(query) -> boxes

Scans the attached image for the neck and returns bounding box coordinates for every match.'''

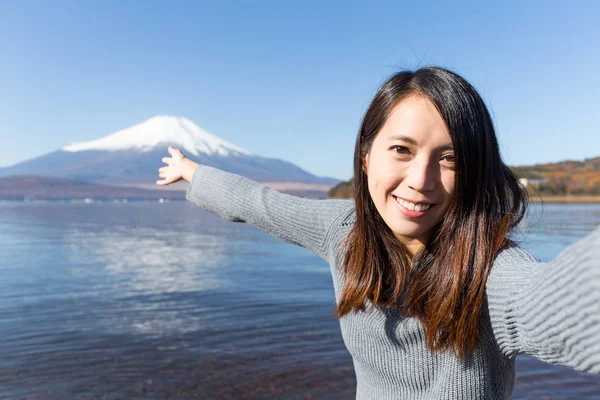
[395,234,427,258]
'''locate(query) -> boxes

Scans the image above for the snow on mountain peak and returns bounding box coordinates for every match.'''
[62,115,251,157]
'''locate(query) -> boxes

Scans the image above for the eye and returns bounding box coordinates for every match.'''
[391,145,411,155]
[441,154,455,163]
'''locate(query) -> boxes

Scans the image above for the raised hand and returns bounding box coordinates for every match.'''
[156,146,197,186]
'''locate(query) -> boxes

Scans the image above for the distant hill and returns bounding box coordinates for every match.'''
[328,156,600,199]
[511,156,600,195]
[0,175,184,201]
[0,175,330,201]
[328,178,355,199]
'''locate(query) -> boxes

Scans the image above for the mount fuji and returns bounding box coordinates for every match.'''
[0,116,339,188]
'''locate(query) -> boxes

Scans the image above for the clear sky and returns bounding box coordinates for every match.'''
[1,0,598,180]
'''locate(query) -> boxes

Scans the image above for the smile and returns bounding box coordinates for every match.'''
[394,196,433,211]
[393,196,435,217]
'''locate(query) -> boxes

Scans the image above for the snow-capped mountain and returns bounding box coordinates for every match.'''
[0,116,339,186]
[63,116,251,157]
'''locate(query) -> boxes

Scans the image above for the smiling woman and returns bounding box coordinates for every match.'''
[339,69,527,367]
[156,67,599,400]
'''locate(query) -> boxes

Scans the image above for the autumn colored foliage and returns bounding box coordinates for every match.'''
[512,156,600,195]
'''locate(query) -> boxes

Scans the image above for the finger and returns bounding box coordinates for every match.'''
[158,166,167,173]
[156,179,165,186]
[162,157,172,165]
[169,146,183,158]
[158,171,166,178]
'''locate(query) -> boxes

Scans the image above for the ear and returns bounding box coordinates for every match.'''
[362,152,369,175]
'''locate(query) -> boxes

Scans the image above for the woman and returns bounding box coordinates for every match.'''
[156,67,599,399]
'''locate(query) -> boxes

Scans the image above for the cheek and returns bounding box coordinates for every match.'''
[367,177,383,205]
[368,169,402,202]
[365,154,405,202]
[441,172,456,198]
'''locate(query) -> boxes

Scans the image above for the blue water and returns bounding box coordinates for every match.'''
[0,201,599,399]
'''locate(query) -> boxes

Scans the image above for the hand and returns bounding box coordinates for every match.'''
[156,146,190,186]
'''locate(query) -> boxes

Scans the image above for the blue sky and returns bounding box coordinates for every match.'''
[1,1,598,180]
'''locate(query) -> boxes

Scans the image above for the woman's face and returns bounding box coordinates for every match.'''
[363,94,456,254]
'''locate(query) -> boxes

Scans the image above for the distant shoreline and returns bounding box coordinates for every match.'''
[4,195,599,204]
[529,195,600,204]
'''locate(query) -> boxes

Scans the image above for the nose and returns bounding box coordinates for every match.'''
[405,158,436,193]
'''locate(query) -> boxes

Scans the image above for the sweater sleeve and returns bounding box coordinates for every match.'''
[185,165,354,260]
[486,225,600,373]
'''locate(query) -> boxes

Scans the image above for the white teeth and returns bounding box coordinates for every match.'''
[395,197,432,212]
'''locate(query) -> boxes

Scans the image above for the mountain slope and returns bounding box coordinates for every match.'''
[0,116,338,186]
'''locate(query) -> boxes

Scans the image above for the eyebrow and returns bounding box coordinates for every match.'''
[388,134,454,152]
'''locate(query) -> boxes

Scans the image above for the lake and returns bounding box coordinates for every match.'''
[1,201,599,399]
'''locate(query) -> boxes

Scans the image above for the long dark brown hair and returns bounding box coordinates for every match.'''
[338,67,527,359]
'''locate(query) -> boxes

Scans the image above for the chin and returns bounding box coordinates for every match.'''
[386,223,430,242]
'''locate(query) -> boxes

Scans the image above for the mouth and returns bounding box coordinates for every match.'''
[392,195,436,217]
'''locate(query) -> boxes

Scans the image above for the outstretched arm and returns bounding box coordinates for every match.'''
[486,226,600,373]
[157,147,353,261]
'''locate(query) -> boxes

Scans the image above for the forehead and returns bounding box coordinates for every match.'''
[378,95,451,144]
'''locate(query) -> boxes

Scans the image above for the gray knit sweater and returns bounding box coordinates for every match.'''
[185,165,600,399]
